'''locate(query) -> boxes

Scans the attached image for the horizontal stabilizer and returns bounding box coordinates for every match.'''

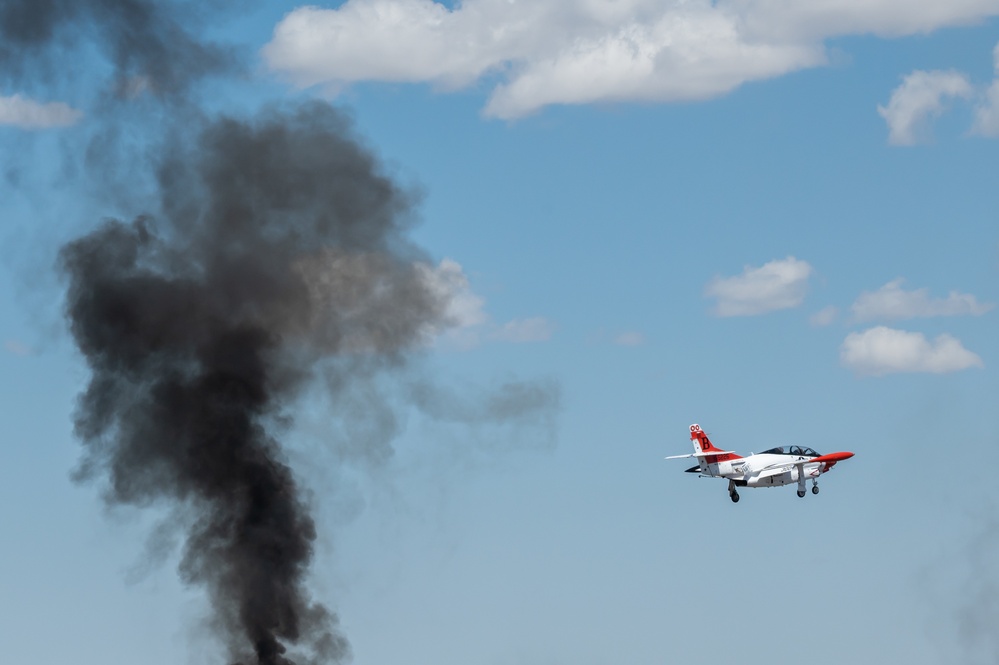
[665,450,737,460]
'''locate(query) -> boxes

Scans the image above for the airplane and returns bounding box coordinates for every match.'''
[666,424,854,503]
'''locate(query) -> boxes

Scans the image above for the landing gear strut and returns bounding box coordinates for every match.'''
[728,480,740,503]
[796,471,807,498]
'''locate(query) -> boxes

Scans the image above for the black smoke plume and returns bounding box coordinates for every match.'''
[60,102,452,664]
[0,0,237,94]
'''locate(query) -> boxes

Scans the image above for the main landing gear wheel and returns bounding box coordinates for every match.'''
[797,489,806,498]
[811,485,820,495]
[730,491,740,503]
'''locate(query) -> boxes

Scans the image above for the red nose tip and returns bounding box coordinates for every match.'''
[811,451,855,464]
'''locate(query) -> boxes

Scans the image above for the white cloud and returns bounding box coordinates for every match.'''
[705,256,812,317]
[809,305,839,327]
[729,0,999,41]
[875,40,999,141]
[840,326,983,375]
[972,43,999,136]
[974,82,999,136]
[418,258,488,330]
[852,278,994,321]
[264,0,999,118]
[877,70,973,145]
[418,259,552,346]
[0,94,82,129]
[490,317,556,343]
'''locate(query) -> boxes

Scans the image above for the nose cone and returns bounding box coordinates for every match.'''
[811,451,855,464]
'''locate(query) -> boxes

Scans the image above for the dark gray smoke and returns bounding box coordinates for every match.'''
[24,2,559,662]
[0,0,237,94]
[59,103,452,664]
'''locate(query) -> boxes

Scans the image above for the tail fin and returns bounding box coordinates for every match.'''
[689,424,741,463]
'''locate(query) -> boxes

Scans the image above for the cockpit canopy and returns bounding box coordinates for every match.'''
[759,445,821,457]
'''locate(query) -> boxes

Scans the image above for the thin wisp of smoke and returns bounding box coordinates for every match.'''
[0,0,238,95]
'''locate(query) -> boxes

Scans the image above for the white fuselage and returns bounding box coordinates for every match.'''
[703,454,823,487]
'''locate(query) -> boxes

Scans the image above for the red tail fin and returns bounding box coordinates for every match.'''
[689,424,741,463]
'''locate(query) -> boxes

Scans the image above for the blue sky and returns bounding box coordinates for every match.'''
[2,2,998,664]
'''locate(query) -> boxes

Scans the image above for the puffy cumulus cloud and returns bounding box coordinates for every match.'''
[261,1,504,91]
[728,0,999,41]
[480,8,820,119]
[417,258,553,347]
[264,0,999,118]
[705,256,812,317]
[877,70,973,145]
[418,258,488,331]
[852,279,994,321]
[972,42,999,136]
[840,326,983,376]
[0,94,81,129]
[976,83,999,135]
